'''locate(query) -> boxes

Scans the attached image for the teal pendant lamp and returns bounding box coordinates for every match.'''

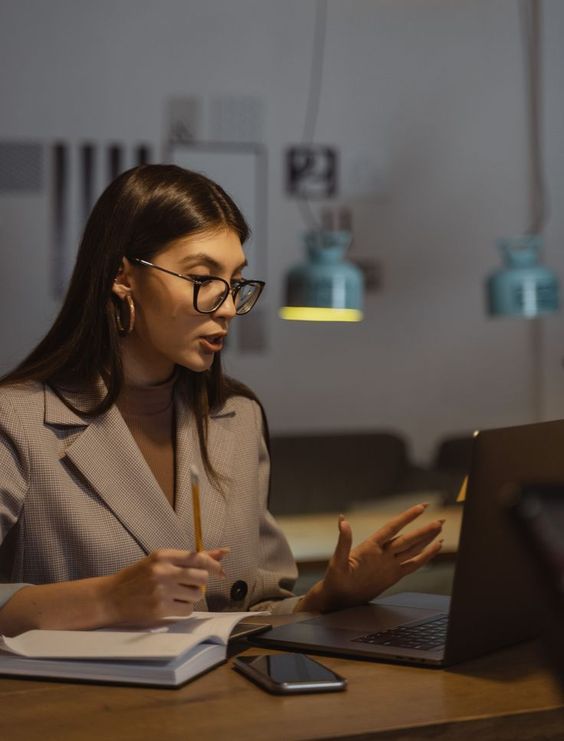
[486,1,559,319]
[487,235,559,317]
[279,230,364,322]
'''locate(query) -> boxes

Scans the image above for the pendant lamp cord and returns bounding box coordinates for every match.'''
[297,0,328,230]
[520,1,550,423]
[520,0,548,235]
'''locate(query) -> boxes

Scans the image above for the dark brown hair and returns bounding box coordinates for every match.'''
[0,164,261,483]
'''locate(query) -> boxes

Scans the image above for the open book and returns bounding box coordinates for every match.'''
[0,611,265,688]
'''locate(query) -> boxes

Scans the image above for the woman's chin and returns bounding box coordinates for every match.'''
[178,351,216,373]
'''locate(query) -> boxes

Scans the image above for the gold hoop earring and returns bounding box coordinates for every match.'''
[115,295,135,335]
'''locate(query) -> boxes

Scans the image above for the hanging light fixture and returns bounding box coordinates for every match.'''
[280,1,364,322]
[279,229,363,322]
[485,0,559,318]
[487,235,558,317]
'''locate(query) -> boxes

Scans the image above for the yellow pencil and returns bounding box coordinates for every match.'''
[190,465,204,552]
[190,465,206,595]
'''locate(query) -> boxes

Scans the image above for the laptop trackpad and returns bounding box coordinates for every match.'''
[304,603,443,633]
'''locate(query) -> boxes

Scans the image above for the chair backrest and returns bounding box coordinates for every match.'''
[268,431,409,516]
[433,434,474,472]
[429,434,475,504]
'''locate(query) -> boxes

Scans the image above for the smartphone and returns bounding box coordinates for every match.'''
[233,653,347,694]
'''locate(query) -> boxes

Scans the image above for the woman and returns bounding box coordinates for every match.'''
[0,165,443,636]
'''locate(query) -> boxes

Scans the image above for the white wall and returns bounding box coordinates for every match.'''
[0,0,563,462]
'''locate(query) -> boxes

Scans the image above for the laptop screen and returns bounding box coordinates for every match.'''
[507,483,564,688]
[444,419,564,664]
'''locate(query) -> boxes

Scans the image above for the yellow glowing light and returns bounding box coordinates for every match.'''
[278,306,363,322]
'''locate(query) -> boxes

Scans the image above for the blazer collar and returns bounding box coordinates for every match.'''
[43,384,234,558]
[44,384,97,426]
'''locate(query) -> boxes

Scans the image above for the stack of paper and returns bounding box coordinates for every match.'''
[0,611,260,688]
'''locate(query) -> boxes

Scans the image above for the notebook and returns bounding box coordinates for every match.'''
[253,419,564,667]
[0,611,268,687]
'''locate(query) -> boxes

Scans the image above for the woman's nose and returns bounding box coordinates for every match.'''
[214,290,237,319]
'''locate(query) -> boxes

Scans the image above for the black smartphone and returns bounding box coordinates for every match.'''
[233,653,347,694]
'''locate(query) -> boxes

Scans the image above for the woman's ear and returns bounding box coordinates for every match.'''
[111,258,133,300]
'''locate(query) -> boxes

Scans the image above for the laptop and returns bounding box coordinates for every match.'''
[506,482,564,688]
[253,419,564,667]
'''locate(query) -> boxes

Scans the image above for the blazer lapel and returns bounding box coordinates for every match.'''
[174,394,232,553]
[44,386,190,554]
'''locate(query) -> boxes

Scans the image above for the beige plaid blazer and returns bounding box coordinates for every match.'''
[0,382,298,614]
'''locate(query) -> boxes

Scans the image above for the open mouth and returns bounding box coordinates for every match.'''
[200,334,225,353]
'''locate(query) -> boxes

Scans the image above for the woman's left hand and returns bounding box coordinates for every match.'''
[299,504,444,613]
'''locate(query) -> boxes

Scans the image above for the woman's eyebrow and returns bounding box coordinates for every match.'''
[179,253,248,273]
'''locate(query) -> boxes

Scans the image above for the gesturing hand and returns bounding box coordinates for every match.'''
[104,547,229,627]
[300,504,443,613]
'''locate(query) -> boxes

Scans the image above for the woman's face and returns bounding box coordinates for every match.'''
[112,228,246,383]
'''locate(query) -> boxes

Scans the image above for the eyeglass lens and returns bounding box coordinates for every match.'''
[197,279,228,312]
[234,283,261,314]
[196,278,260,314]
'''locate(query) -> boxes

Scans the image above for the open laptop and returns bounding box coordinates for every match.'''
[506,483,564,688]
[253,419,564,667]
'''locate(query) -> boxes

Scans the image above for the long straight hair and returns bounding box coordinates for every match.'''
[0,164,260,483]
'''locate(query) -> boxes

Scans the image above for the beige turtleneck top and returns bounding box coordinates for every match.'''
[116,374,177,509]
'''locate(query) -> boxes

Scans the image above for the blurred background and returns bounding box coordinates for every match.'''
[1,0,564,505]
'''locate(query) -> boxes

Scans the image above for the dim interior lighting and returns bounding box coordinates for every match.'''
[278,307,363,322]
[279,230,364,322]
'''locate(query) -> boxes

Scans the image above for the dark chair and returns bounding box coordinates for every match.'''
[433,434,474,473]
[389,433,475,504]
[430,433,474,504]
[268,431,410,516]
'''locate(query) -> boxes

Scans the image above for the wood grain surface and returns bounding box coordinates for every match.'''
[1,637,561,741]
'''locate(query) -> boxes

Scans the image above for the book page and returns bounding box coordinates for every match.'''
[0,611,263,661]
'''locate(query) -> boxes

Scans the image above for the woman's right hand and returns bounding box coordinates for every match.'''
[103,548,229,626]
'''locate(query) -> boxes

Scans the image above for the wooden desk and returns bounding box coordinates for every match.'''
[277,493,463,567]
[0,632,561,741]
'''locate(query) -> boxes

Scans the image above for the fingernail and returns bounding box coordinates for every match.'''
[419,502,430,509]
[437,518,446,525]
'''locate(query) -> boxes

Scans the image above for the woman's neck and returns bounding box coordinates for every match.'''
[120,342,176,387]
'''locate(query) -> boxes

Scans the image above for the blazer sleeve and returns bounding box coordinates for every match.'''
[247,401,301,615]
[0,392,33,604]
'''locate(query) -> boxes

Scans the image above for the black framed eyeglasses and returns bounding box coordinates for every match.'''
[131,258,265,315]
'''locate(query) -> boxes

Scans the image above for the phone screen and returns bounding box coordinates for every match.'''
[234,653,346,693]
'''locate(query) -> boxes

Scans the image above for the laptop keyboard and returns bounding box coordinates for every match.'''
[351,615,448,651]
